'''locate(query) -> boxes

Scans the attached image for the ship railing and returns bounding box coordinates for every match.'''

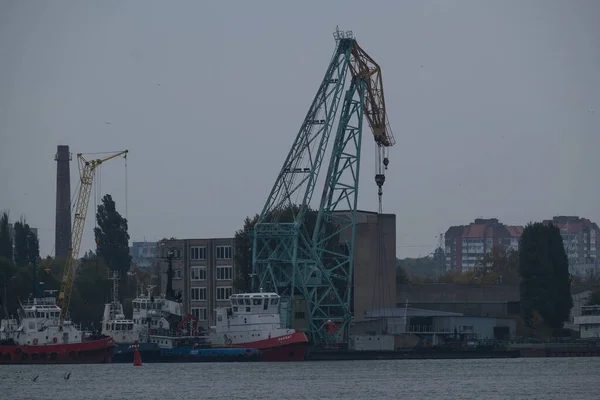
[391,325,480,336]
[73,323,82,331]
[148,328,209,339]
[21,297,57,306]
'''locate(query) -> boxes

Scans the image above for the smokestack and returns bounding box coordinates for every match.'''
[55,145,72,259]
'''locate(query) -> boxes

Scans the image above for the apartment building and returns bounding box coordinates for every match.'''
[543,216,599,266]
[156,237,235,329]
[444,218,523,272]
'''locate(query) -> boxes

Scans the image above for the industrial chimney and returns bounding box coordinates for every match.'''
[55,145,72,259]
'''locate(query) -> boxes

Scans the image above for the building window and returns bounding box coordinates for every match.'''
[216,245,232,259]
[191,266,206,281]
[174,269,182,279]
[191,287,207,301]
[216,265,233,280]
[216,286,233,301]
[192,307,207,321]
[190,246,206,260]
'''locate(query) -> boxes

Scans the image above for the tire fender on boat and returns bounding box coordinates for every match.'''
[52,337,58,344]
[32,338,38,345]
[224,334,232,345]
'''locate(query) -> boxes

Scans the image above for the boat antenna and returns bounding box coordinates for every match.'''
[32,256,39,299]
[164,248,176,301]
[159,242,177,301]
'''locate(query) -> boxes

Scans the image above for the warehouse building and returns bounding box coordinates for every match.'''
[350,307,516,350]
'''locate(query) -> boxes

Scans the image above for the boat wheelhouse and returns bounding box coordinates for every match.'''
[1,290,83,346]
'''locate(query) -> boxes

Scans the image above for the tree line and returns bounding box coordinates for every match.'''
[0,195,152,329]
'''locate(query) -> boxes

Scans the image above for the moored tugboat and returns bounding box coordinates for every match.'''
[0,289,114,364]
[209,291,309,361]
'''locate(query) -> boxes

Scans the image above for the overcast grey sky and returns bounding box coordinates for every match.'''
[0,0,598,259]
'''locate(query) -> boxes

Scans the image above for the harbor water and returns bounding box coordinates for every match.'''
[2,357,599,399]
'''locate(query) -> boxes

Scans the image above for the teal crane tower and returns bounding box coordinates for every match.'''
[252,28,395,346]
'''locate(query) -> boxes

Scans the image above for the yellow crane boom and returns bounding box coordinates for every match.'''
[58,149,128,322]
[349,41,395,148]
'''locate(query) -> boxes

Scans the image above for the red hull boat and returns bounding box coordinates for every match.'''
[0,336,114,364]
[210,292,309,361]
[0,290,115,365]
[230,331,309,361]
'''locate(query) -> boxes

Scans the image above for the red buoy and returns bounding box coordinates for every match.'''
[133,340,142,367]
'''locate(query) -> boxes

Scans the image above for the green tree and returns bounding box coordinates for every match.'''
[475,246,520,284]
[68,255,112,329]
[547,224,573,326]
[13,217,39,267]
[233,214,259,292]
[587,290,600,306]
[433,247,445,276]
[0,255,60,317]
[0,211,12,261]
[83,249,96,260]
[0,256,17,316]
[519,222,572,332]
[94,194,131,279]
[26,229,39,264]
[397,256,438,278]
[396,266,410,284]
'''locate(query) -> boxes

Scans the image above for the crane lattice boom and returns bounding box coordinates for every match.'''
[58,150,128,322]
[252,29,394,345]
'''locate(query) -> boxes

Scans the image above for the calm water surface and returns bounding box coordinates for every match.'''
[2,358,599,399]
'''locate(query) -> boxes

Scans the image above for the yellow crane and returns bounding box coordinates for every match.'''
[58,150,129,322]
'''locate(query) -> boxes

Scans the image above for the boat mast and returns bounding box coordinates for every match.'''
[165,249,176,301]
[110,270,120,304]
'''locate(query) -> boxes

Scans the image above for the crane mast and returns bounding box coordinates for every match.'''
[58,150,129,322]
[252,29,395,345]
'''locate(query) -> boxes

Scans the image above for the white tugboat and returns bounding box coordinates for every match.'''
[208,290,309,361]
[132,284,202,348]
[1,288,114,364]
[101,271,143,345]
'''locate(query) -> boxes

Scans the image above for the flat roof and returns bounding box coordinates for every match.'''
[365,307,463,318]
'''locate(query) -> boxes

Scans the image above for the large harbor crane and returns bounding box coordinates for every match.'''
[58,150,129,322]
[252,28,395,345]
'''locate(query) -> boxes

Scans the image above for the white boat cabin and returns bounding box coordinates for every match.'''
[0,293,83,346]
[209,292,295,345]
[574,305,600,339]
[128,286,195,349]
[131,288,183,333]
[100,301,141,345]
[101,272,144,345]
[230,292,281,314]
